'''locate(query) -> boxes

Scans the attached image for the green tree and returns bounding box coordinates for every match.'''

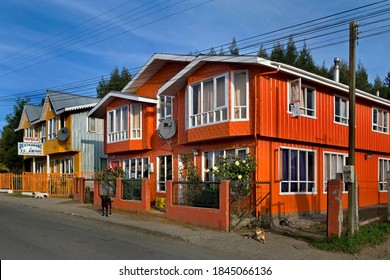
[257,44,269,59]
[356,62,371,92]
[295,41,316,72]
[270,42,285,63]
[96,66,132,98]
[285,35,298,66]
[208,47,217,55]
[0,97,30,172]
[229,37,239,55]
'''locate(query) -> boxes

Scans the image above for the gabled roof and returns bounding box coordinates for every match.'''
[88,91,158,118]
[46,90,100,115]
[15,104,43,131]
[158,55,267,95]
[121,53,196,94]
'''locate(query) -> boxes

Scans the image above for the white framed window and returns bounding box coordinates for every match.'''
[107,106,128,142]
[60,158,73,174]
[25,127,32,138]
[323,152,347,193]
[40,123,46,143]
[157,155,173,192]
[130,104,142,139]
[378,158,390,192]
[158,95,173,124]
[280,147,316,193]
[188,74,228,127]
[88,117,96,133]
[288,79,316,118]
[123,157,149,179]
[35,162,44,173]
[373,107,388,133]
[334,96,349,125]
[48,118,57,140]
[203,148,248,181]
[232,70,248,120]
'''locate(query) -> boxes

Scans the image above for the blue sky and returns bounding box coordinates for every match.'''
[0,0,389,133]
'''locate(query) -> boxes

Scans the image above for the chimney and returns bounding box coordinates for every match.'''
[333,57,340,82]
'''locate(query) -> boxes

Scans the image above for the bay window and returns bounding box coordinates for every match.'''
[107,106,128,142]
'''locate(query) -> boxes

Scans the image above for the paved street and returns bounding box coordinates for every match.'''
[0,193,389,260]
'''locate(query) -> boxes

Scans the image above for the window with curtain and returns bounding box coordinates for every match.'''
[379,158,390,191]
[188,74,227,127]
[233,71,248,120]
[48,118,57,140]
[158,95,173,124]
[107,106,129,142]
[288,80,316,117]
[130,104,141,139]
[334,96,349,124]
[280,148,315,193]
[373,107,388,133]
[323,152,347,192]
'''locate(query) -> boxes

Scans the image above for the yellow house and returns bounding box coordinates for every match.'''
[16,90,107,175]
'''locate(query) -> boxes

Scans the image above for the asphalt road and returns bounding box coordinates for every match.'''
[0,201,230,260]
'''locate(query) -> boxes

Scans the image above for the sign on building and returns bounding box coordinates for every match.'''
[18,142,43,156]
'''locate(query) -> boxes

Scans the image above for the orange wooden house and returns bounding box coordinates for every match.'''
[88,53,389,217]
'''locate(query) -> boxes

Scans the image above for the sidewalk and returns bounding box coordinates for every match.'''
[0,193,386,260]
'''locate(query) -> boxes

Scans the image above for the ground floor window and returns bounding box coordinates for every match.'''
[157,155,172,192]
[280,148,315,193]
[61,158,74,174]
[203,148,247,181]
[35,162,44,173]
[379,158,390,191]
[123,157,149,179]
[323,152,347,192]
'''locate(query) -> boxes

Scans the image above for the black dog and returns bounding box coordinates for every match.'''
[100,195,112,217]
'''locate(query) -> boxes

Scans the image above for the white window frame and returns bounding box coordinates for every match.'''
[279,147,316,194]
[88,117,96,133]
[203,148,248,181]
[35,162,44,173]
[107,105,129,143]
[231,70,249,120]
[157,155,173,193]
[188,73,228,128]
[48,118,57,140]
[378,158,390,192]
[287,79,316,118]
[157,95,173,125]
[372,107,388,134]
[123,157,149,179]
[323,152,348,193]
[130,103,142,139]
[334,95,349,125]
[60,158,74,174]
[40,123,46,143]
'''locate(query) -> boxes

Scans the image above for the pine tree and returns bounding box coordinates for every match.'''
[229,37,239,55]
[257,44,269,59]
[96,66,132,98]
[285,35,298,66]
[270,42,285,63]
[355,62,371,92]
[0,97,30,172]
[208,47,217,55]
[295,41,315,72]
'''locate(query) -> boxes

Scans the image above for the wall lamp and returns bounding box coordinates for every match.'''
[364,152,373,160]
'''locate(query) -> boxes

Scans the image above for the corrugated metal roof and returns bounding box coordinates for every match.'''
[47,90,100,114]
[25,104,43,123]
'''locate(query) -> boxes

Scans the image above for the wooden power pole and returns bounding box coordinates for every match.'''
[347,21,359,235]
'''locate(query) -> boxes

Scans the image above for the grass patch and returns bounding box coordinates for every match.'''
[9,193,32,198]
[312,222,390,254]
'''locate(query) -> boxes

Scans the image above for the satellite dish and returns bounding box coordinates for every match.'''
[157,119,177,139]
[57,127,70,142]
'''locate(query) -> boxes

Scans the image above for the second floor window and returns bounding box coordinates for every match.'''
[158,95,173,123]
[334,96,349,125]
[130,104,142,139]
[288,79,316,118]
[48,118,57,140]
[41,123,46,143]
[373,107,388,133]
[232,71,248,120]
[188,74,228,128]
[107,106,128,143]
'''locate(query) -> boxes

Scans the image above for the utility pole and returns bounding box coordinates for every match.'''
[347,21,359,235]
